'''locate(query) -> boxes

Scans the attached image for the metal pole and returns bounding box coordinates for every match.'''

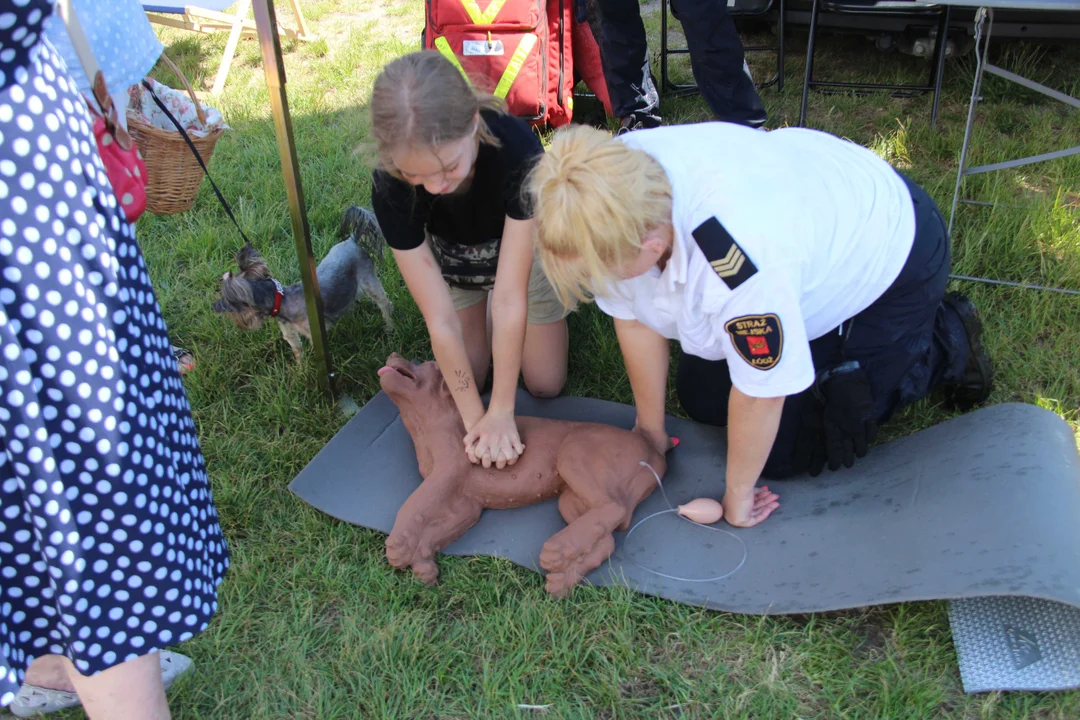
[661,0,669,94]
[949,275,1080,297]
[799,0,820,127]
[949,7,991,236]
[777,0,785,92]
[929,5,950,130]
[251,0,336,402]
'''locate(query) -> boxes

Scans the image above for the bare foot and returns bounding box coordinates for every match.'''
[68,651,170,720]
[22,655,76,693]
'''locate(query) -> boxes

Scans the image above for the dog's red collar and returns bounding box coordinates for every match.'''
[268,279,284,318]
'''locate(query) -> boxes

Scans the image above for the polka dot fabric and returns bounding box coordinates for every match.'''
[0,4,228,706]
[0,0,53,96]
[44,0,164,94]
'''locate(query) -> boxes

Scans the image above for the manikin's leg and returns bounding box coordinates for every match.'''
[386,475,484,585]
[401,504,485,585]
[540,502,629,598]
[557,488,587,525]
[542,459,661,597]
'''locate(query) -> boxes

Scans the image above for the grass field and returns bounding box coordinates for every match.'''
[60,1,1080,717]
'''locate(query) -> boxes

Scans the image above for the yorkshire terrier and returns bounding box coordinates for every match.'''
[213,206,394,360]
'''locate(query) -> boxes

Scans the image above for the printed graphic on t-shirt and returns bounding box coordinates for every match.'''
[725,314,783,370]
[371,109,542,251]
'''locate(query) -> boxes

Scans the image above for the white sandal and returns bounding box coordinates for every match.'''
[9,650,193,717]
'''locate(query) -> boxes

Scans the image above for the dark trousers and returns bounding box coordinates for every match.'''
[675,175,968,478]
[584,0,661,120]
[586,0,767,127]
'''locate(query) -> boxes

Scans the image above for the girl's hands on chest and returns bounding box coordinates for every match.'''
[464,408,525,469]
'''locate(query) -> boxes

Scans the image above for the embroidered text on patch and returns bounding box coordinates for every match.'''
[725,314,783,370]
[691,216,758,290]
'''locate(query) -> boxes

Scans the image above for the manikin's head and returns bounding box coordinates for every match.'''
[369,50,506,196]
[529,124,675,309]
[377,353,457,430]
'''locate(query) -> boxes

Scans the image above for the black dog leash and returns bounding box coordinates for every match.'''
[143,82,288,314]
[141,80,253,247]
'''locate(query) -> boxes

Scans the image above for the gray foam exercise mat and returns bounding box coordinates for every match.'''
[289,391,1080,693]
[949,596,1080,693]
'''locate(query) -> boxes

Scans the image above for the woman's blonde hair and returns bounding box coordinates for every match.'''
[530,125,673,308]
[369,50,507,180]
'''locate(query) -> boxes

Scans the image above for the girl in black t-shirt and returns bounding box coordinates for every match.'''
[370,51,572,471]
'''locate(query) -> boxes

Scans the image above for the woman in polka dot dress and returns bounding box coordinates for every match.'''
[0,1,229,717]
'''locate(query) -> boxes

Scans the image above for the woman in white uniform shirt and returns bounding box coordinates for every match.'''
[529,124,993,528]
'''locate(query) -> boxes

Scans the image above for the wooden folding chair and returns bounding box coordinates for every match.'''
[143,0,311,95]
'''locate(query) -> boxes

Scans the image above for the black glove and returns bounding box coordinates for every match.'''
[793,394,828,478]
[814,361,878,472]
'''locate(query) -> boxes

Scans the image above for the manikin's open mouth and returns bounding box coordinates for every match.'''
[377,363,416,380]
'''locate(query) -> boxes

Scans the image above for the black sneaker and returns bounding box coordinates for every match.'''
[616,112,662,137]
[941,292,994,410]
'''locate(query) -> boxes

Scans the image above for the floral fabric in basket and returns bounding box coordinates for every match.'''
[129,79,230,138]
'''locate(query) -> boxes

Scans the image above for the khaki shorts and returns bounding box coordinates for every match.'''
[430,234,573,325]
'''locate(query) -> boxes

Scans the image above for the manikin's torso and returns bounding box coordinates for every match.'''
[402,400,583,509]
[382,355,667,597]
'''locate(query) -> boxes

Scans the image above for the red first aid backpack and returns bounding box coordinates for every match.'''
[423,0,575,128]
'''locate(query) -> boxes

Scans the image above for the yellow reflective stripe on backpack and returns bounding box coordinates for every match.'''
[493,33,536,99]
[433,36,472,85]
[459,0,509,25]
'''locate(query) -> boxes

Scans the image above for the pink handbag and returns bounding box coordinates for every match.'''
[58,0,149,221]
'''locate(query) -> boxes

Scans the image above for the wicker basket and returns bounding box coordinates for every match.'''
[127,54,225,215]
